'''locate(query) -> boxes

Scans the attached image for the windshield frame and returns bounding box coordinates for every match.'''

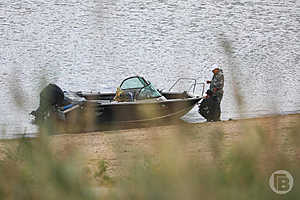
[119,76,162,100]
[120,76,149,90]
[136,83,162,100]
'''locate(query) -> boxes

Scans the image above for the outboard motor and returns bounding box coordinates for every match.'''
[31,84,64,121]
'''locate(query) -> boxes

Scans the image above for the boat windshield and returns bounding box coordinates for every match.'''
[137,83,162,100]
[118,76,162,101]
[120,77,148,90]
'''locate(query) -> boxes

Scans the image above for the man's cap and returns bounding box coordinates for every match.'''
[211,64,220,72]
[212,67,220,72]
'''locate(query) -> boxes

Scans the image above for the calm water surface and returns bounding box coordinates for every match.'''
[0,1,299,138]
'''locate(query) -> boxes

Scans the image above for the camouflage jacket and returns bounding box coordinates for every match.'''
[209,69,224,94]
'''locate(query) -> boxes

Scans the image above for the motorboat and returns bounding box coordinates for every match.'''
[31,76,205,129]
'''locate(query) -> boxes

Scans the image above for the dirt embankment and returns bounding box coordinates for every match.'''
[50,114,300,177]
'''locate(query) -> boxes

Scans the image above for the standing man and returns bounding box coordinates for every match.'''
[206,67,224,121]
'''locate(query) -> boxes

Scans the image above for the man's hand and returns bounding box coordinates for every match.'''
[206,80,211,84]
[30,111,37,116]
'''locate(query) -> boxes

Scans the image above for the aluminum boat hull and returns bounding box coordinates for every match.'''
[57,92,201,125]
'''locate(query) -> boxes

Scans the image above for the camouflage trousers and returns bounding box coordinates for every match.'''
[215,92,223,104]
[213,91,223,120]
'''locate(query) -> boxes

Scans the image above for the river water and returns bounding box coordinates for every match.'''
[0,0,299,138]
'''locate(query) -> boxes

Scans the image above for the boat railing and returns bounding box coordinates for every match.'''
[168,78,205,96]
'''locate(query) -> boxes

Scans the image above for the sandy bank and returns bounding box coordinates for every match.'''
[49,114,300,177]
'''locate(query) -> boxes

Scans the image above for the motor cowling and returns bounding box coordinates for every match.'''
[31,84,64,120]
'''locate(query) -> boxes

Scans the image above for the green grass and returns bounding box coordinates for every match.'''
[0,134,96,200]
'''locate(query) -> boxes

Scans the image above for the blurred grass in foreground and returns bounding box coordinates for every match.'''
[1,116,299,199]
[108,118,300,200]
[0,132,96,200]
